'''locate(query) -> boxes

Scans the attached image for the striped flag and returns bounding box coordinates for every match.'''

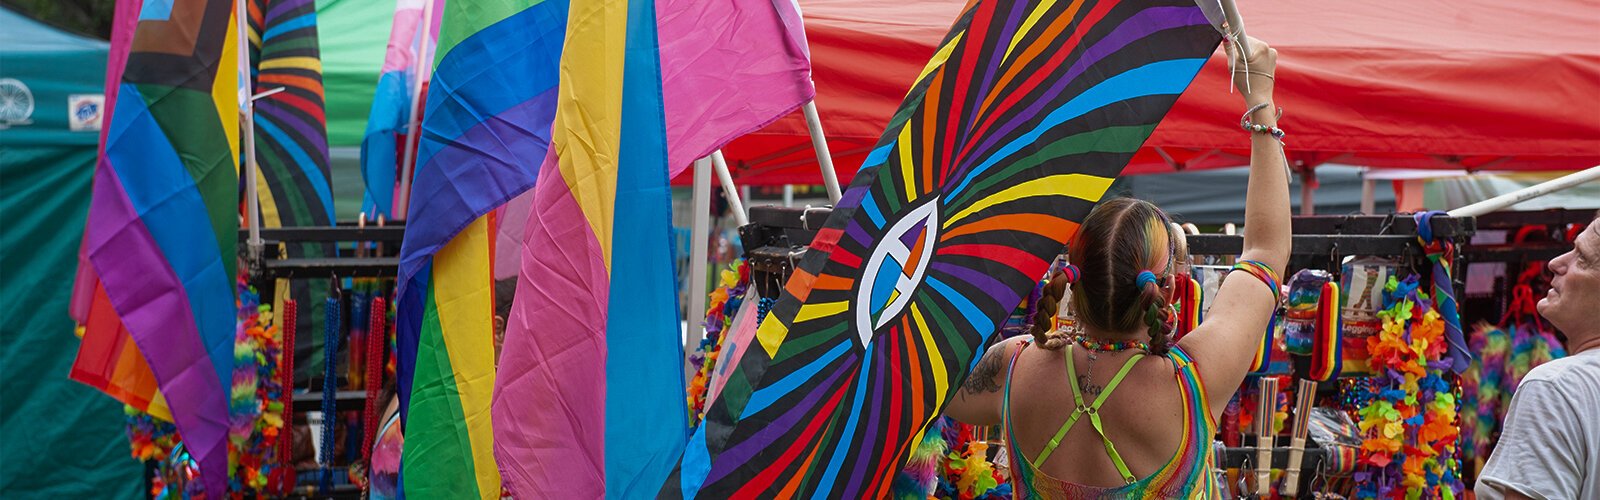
[674,0,1224,496]
[491,0,815,496]
[247,0,333,229]
[70,0,170,420]
[393,0,568,497]
[79,0,244,494]
[359,0,443,218]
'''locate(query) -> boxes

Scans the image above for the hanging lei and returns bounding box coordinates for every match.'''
[933,418,1010,500]
[229,278,288,493]
[687,260,749,425]
[1354,275,1462,499]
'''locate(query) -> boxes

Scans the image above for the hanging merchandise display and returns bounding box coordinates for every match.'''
[1459,285,1567,478]
[1353,275,1463,499]
[687,261,751,425]
[1339,257,1399,374]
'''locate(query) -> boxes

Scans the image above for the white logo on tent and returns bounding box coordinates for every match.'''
[0,78,35,128]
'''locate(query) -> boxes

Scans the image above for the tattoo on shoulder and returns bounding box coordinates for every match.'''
[962,347,1006,397]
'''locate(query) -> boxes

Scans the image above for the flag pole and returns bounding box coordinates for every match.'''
[394,0,437,220]
[1448,165,1600,217]
[239,0,264,266]
[686,157,715,357]
[802,101,842,203]
[711,150,749,226]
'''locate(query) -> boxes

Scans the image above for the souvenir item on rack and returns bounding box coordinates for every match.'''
[1192,264,1230,318]
[1339,257,1398,374]
[1284,270,1334,355]
[891,417,949,499]
[230,281,287,492]
[1353,275,1462,500]
[933,418,1009,500]
[1173,273,1203,340]
[1309,281,1344,381]
[1282,379,1319,497]
[1460,284,1567,477]
[1307,407,1361,477]
[687,261,750,425]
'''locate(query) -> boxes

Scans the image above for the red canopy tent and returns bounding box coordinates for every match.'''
[684,0,1600,186]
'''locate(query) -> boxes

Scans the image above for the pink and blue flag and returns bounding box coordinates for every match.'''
[360,0,444,218]
[491,0,815,496]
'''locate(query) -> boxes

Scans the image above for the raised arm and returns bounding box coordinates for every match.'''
[1178,36,1292,417]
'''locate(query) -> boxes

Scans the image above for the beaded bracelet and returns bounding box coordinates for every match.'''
[1230,259,1283,303]
[1240,102,1286,141]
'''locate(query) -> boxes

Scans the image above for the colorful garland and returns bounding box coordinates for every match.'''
[231,280,288,492]
[933,419,1010,500]
[687,261,749,425]
[1354,275,1462,499]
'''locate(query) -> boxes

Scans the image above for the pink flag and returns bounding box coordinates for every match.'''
[658,0,816,176]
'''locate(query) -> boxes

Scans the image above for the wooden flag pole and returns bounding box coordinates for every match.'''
[712,150,749,226]
[394,0,437,220]
[802,101,842,203]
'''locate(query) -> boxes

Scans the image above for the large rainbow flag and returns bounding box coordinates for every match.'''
[491,0,815,496]
[78,0,244,494]
[359,0,443,218]
[246,0,332,230]
[70,0,168,420]
[672,0,1225,496]
[393,0,567,497]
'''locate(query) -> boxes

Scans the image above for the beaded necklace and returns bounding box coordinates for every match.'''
[1071,335,1150,353]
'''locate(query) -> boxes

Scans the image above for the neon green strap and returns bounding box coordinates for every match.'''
[1035,345,1144,483]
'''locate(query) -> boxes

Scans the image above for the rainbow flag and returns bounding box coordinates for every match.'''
[674,0,1223,496]
[393,0,568,497]
[70,0,169,419]
[78,0,243,494]
[491,0,813,495]
[247,0,332,229]
[359,0,443,218]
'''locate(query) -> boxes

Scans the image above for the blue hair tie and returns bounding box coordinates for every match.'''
[1137,270,1160,289]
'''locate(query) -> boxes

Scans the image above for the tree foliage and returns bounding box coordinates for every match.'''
[3,0,116,39]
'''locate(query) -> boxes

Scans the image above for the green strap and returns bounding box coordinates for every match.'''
[1035,345,1145,484]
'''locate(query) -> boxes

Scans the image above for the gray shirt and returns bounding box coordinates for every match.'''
[1476,349,1600,500]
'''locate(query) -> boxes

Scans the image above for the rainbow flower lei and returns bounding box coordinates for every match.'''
[1354,275,1462,499]
[687,261,749,425]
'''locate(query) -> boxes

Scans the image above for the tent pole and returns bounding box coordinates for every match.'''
[686,157,714,357]
[1449,166,1600,217]
[802,101,842,203]
[711,151,749,226]
[1360,169,1376,215]
[394,0,437,220]
[1299,167,1315,215]
[239,0,263,265]
[783,184,794,207]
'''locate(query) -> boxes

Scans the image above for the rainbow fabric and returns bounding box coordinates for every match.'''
[359,0,443,218]
[70,0,168,419]
[78,0,242,494]
[674,0,1222,496]
[246,0,332,230]
[393,0,567,498]
[491,0,815,496]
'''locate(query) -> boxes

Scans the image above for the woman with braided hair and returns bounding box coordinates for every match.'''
[944,36,1290,498]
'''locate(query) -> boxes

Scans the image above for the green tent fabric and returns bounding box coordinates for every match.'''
[0,8,141,499]
[318,0,391,147]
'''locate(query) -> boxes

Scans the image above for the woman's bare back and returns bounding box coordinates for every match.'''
[1007,344,1194,487]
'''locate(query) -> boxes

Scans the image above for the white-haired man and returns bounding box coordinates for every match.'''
[1477,215,1600,500]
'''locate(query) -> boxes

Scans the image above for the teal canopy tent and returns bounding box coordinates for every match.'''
[0,7,141,499]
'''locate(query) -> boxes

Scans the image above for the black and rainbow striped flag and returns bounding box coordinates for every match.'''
[672,0,1224,496]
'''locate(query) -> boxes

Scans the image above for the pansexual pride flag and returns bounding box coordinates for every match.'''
[393,0,567,497]
[360,0,443,218]
[492,0,814,496]
[79,0,243,494]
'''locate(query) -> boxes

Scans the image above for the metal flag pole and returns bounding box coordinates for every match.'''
[1448,165,1600,217]
[1218,0,1253,55]
[239,0,263,265]
[686,157,715,355]
[393,0,437,220]
[802,101,842,203]
[711,150,749,226]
